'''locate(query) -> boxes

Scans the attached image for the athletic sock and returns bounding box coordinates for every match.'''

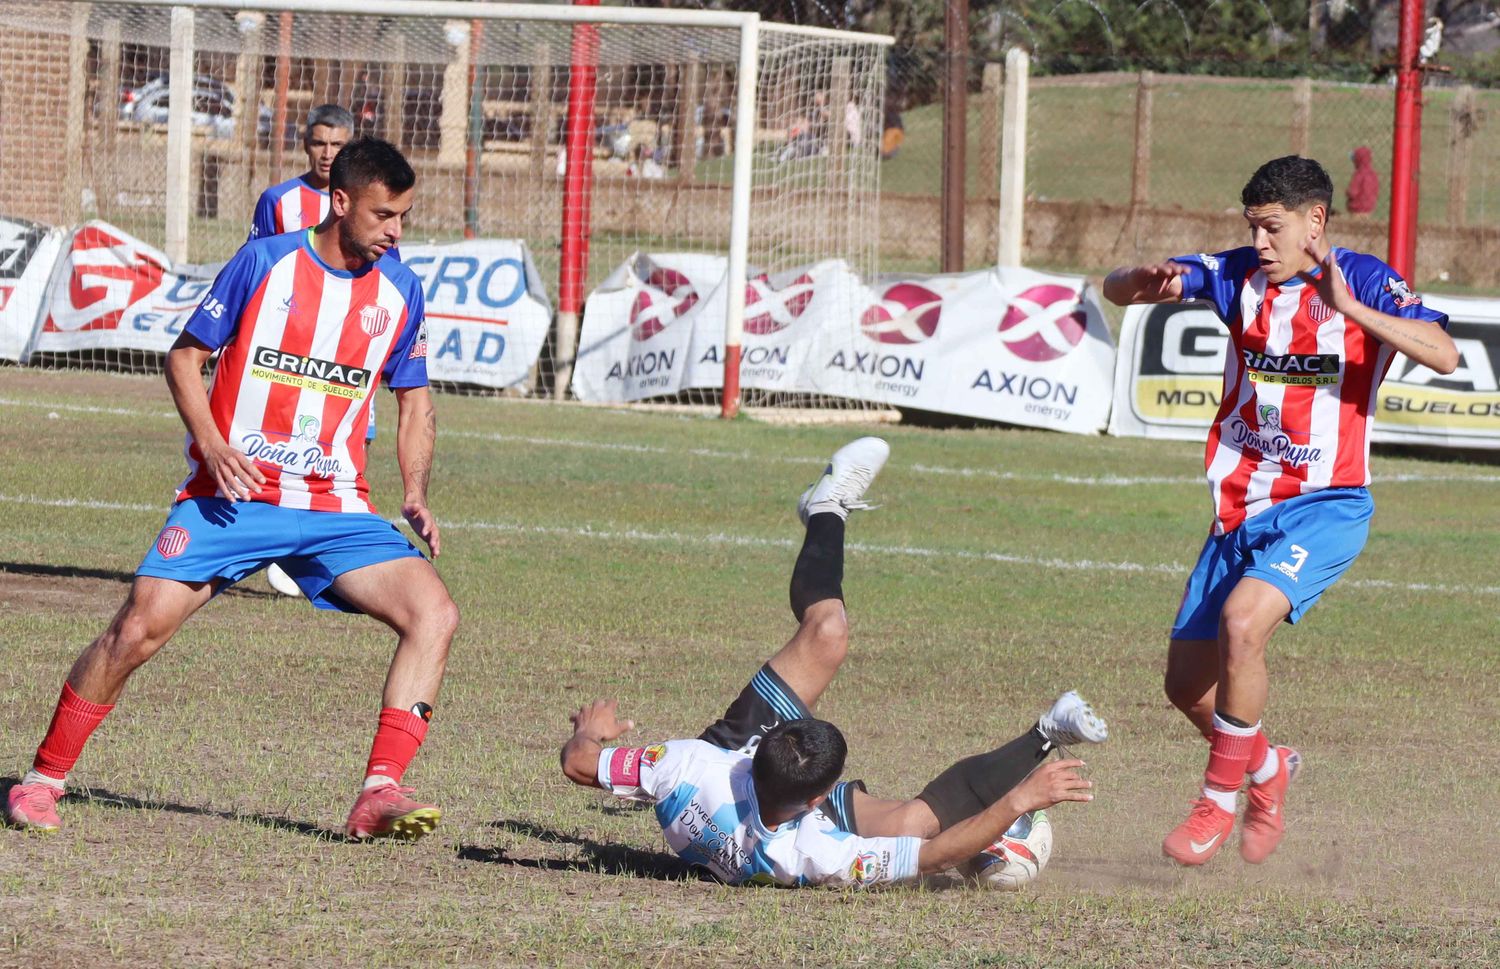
[31,683,114,782]
[789,512,845,622]
[1204,711,1259,805]
[1248,730,1280,785]
[915,727,1050,831]
[363,706,431,787]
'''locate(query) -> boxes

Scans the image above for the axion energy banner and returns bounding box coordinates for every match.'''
[24,222,551,390]
[1110,295,1500,449]
[575,256,1117,435]
[0,216,62,361]
[813,267,1116,433]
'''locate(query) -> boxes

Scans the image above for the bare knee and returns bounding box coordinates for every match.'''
[417,594,460,652]
[1220,606,1270,666]
[801,607,848,667]
[98,609,172,671]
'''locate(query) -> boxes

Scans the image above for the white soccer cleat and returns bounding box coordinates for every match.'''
[1037,690,1109,748]
[797,437,891,524]
[266,563,303,598]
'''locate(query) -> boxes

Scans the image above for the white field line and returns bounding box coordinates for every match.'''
[5,396,1500,486]
[4,492,1496,597]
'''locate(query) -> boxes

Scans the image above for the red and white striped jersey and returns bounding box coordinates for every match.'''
[177,230,428,513]
[1171,247,1448,534]
[249,176,329,241]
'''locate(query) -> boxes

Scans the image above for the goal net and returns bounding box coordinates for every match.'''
[0,0,891,417]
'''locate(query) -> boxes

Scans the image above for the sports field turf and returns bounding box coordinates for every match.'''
[2,368,1497,967]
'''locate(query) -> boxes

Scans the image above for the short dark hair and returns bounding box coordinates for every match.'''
[329,137,415,196]
[1241,156,1333,212]
[751,719,847,812]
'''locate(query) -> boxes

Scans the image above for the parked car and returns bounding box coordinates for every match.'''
[119,74,238,138]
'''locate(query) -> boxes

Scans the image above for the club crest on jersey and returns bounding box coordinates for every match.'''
[359,304,391,337]
[1307,294,1336,323]
[849,851,884,885]
[1385,276,1422,309]
[156,526,190,559]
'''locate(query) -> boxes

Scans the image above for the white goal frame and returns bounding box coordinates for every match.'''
[119,0,893,416]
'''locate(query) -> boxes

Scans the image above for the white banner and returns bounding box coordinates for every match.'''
[28,222,212,357]
[1109,295,1500,449]
[402,239,552,390]
[575,256,1117,434]
[23,223,552,390]
[0,216,62,361]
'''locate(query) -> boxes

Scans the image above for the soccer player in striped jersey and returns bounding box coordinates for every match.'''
[1103,156,1458,867]
[560,438,1105,888]
[249,104,352,243]
[6,138,459,842]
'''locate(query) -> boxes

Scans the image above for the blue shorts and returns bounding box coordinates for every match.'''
[137,497,424,612]
[1171,488,1374,640]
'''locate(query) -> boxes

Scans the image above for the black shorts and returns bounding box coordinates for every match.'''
[698,664,861,833]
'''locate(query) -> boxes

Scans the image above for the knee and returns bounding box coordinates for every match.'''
[1220,606,1269,662]
[101,611,170,670]
[804,608,848,665]
[422,595,461,648]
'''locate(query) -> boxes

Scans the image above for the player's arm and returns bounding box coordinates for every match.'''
[1299,241,1459,374]
[914,758,1091,876]
[1102,261,1190,305]
[394,385,441,557]
[164,334,265,501]
[560,699,636,789]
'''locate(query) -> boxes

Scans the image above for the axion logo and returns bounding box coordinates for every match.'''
[998,285,1087,362]
[359,304,391,337]
[630,267,698,341]
[156,526,190,559]
[743,273,815,335]
[859,283,942,344]
[1307,294,1335,324]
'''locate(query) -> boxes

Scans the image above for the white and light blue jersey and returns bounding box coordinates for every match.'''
[596,739,921,888]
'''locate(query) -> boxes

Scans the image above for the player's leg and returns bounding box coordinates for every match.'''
[1164,638,1218,740]
[318,542,458,841]
[699,437,889,751]
[838,692,1109,840]
[7,577,213,831]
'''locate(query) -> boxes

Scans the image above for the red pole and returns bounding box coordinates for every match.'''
[1387,0,1425,280]
[554,0,599,398]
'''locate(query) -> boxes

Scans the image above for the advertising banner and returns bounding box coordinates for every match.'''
[401,239,552,390]
[0,216,62,361]
[1109,295,1500,449]
[575,257,1117,434]
[23,223,552,390]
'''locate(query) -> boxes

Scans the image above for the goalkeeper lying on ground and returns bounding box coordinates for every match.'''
[559,438,1107,887]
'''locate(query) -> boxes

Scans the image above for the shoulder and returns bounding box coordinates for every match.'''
[259,176,303,201]
[1335,248,1419,305]
[242,232,304,266]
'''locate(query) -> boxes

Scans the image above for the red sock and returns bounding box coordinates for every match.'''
[32,683,114,781]
[1204,714,1259,792]
[363,708,429,784]
[1245,729,1270,776]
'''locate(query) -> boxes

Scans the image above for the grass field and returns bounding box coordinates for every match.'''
[2,369,1498,967]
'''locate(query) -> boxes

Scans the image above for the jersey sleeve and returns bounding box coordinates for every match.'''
[1169,248,1258,324]
[182,246,268,350]
[1339,250,1450,330]
[796,826,923,889]
[595,741,685,804]
[382,279,428,389]
[249,189,279,243]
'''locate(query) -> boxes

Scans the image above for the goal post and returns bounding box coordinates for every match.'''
[0,0,890,415]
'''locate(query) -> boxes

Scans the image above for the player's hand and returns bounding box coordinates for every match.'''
[1299,239,1357,316]
[570,699,634,744]
[1011,758,1093,813]
[1130,261,1191,301]
[402,500,441,558]
[203,442,264,501]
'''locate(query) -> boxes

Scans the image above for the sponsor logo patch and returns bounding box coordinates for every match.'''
[156,525,190,559]
[251,346,371,398]
[849,850,884,885]
[1385,275,1422,309]
[608,746,648,786]
[1242,349,1341,386]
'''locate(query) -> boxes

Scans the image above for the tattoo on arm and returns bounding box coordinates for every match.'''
[402,400,436,502]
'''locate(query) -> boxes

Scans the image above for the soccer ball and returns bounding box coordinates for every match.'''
[962,810,1053,890]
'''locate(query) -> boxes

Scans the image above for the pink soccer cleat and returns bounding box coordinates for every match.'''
[6,781,66,832]
[1240,746,1302,864]
[1162,794,1236,866]
[345,784,441,841]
